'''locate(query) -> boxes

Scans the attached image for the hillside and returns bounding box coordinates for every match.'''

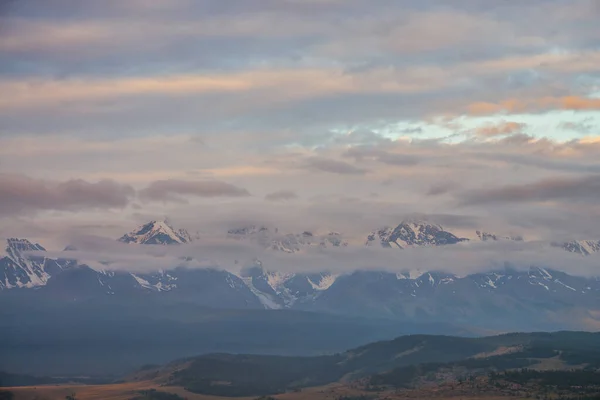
[152,331,600,397]
[370,332,600,388]
[3,332,600,400]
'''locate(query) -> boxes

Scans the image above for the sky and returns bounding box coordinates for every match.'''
[1,0,600,268]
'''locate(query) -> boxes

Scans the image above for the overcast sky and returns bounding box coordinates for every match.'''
[1,0,600,256]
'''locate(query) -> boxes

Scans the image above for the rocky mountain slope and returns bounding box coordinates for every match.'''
[559,239,600,256]
[118,220,194,244]
[0,238,74,290]
[366,220,468,248]
[227,225,347,253]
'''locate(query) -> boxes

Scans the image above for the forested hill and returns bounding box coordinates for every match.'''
[143,331,600,397]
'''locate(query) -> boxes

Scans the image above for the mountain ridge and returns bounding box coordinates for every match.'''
[119,220,193,245]
[2,220,600,331]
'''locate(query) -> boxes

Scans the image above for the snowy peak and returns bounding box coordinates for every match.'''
[119,220,192,245]
[414,271,456,287]
[227,225,348,253]
[368,223,526,248]
[267,231,348,253]
[1,238,68,290]
[367,220,467,248]
[3,238,46,266]
[475,231,524,242]
[557,240,600,256]
[240,264,294,294]
[228,225,270,236]
[238,263,338,309]
[5,238,46,253]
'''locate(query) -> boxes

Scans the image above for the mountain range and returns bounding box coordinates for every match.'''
[2,219,600,331]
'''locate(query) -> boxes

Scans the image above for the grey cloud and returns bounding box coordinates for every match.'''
[376,152,420,166]
[498,133,535,145]
[559,120,595,135]
[265,190,298,202]
[422,213,480,229]
[2,0,598,138]
[459,174,600,206]
[501,206,600,242]
[139,179,251,203]
[399,126,423,135]
[304,157,368,175]
[0,173,134,216]
[343,147,420,166]
[332,129,393,146]
[473,150,600,174]
[427,181,457,196]
[41,230,600,278]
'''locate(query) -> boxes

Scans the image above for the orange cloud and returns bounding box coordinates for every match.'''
[0,67,445,112]
[468,96,600,115]
[473,121,526,137]
[559,96,600,110]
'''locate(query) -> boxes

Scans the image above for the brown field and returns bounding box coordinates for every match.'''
[4,381,221,400]
[2,381,528,400]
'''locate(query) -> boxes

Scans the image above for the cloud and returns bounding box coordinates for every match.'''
[265,190,298,201]
[1,1,599,137]
[332,130,393,146]
[0,173,134,216]
[427,181,457,196]
[2,0,600,251]
[304,157,368,175]
[139,179,251,203]
[497,133,536,145]
[472,121,526,137]
[5,133,600,244]
[467,96,600,116]
[559,120,595,135]
[0,66,448,113]
[343,147,420,166]
[34,231,600,278]
[459,175,600,206]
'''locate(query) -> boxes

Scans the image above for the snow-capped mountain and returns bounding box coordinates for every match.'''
[32,264,261,308]
[308,266,600,330]
[366,222,527,248]
[2,219,600,331]
[227,225,348,253]
[366,221,468,248]
[119,220,193,245]
[0,224,260,308]
[239,262,337,308]
[0,238,74,290]
[0,239,260,308]
[557,240,600,256]
[475,230,524,242]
